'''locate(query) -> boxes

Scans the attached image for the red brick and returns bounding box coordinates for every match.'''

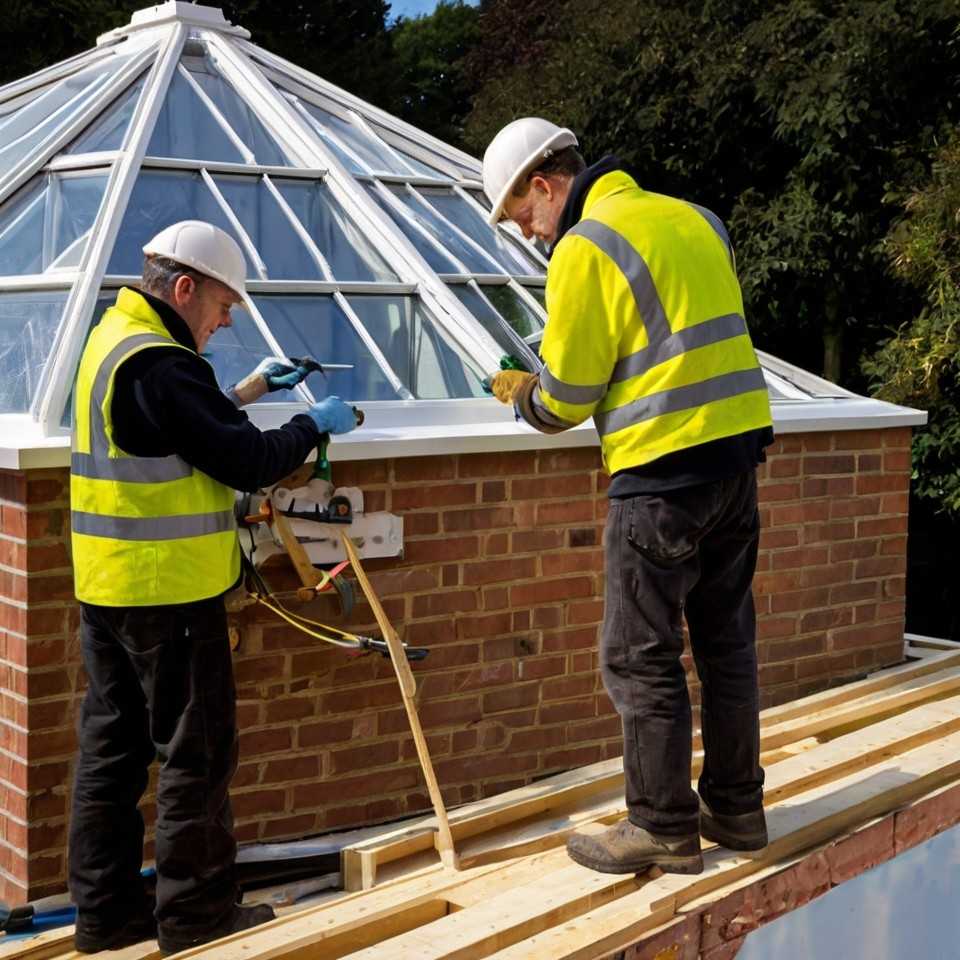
[442,506,515,532]
[411,589,478,618]
[419,696,482,728]
[856,474,908,495]
[894,782,960,853]
[830,539,877,562]
[854,556,904,580]
[542,626,598,651]
[512,529,565,553]
[298,718,354,747]
[239,728,292,756]
[510,577,594,607]
[804,454,856,474]
[825,818,895,884]
[857,516,908,538]
[405,512,439,535]
[482,481,506,502]
[462,557,537,586]
[403,536,478,564]
[884,450,912,471]
[537,449,600,473]
[392,483,476,510]
[568,527,600,548]
[512,474,592,499]
[459,451,536,478]
[232,789,287,818]
[456,611,512,639]
[542,551,604,576]
[801,476,855,498]
[536,500,595,525]
[393,456,455,482]
[540,698,595,724]
[623,914,700,960]
[482,684,539,713]
[330,740,399,773]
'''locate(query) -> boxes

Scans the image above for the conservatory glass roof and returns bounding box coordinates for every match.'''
[0,2,924,464]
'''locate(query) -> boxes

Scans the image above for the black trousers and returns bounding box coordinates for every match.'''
[601,470,764,837]
[68,596,239,938]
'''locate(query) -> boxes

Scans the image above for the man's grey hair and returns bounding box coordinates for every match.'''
[511,146,586,199]
[141,254,207,299]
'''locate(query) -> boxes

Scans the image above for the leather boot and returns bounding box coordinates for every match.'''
[158,903,275,955]
[699,797,768,851]
[566,819,703,875]
[75,900,157,953]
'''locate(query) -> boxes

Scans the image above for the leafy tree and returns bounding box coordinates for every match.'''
[863,135,960,515]
[390,1,482,150]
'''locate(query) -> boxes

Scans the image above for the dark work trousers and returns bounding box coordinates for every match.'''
[601,469,764,837]
[68,596,239,939]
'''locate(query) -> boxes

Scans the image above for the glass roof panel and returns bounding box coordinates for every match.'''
[253,295,401,402]
[381,140,453,180]
[187,60,289,166]
[0,57,125,177]
[0,290,68,412]
[289,97,365,174]
[482,284,545,340]
[147,68,245,163]
[525,285,546,307]
[449,283,529,359]
[347,295,485,399]
[107,169,253,276]
[274,178,397,282]
[384,185,503,274]
[419,187,540,276]
[213,175,323,280]
[0,172,108,276]
[300,102,411,175]
[61,291,115,428]
[66,74,146,154]
[203,304,292,403]
[364,183,459,272]
[371,122,478,180]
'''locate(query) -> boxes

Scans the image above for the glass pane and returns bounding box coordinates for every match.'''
[0,173,108,276]
[214,175,322,280]
[300,103,411,175]
[420,187,540,276]
[253,295,401,402]
[62,292,116,427]
[66,74,146,154]
[108,170,253,277]
[0,291,67,412]
[292,97,365,174]
[482,285,545,340]
[372,124,477,180]
[0,58,123,177]
[275,179,397,282]
[188,62,288,166]
[385,185,503,274]
[347,295,484,399]
[450,283,527,359]
[525,285,546,307]
[468,188,492,212]
[202,305,290,402]
[147,68,245,163]
[364,184,459,272]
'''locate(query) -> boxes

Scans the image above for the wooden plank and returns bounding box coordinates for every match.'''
[905,633,960,651]
[339,532,457,874]
[482,735,960,960]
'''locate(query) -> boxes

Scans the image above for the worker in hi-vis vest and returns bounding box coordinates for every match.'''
[485,119,774,876]
[68,221,358,954]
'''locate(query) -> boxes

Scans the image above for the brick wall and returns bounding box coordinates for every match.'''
[0,426,910,900]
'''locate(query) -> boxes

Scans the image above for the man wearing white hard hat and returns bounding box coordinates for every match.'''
[67,221,358,954]
[485,119,774,876]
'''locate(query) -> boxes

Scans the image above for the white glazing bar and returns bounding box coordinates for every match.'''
[508,278,548,320]
[34,24,187,433]
[347,110,416,175]
[100,276,418,296]
[287,95,372,174]
[453,183,550,271]
[201,31,318,168]
[442,273,510,285]
[237,39,481,173]
[177,63,256,164]
[47,151,122,172]
[200,167,269,279]
[333,290,411,399]
[0,275,78,292]
[0,45,113,107]
[372,181,471,274]
[262,173,335,280]
[140,155,326,178]
[0,46,156,210]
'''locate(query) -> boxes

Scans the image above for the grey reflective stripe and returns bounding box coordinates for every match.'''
[567,220,671,347]
[539,365,606,405]
[74,332,193,483]
[529,384,577,431]
[595,367,767,437]
[689,203,733,260]
[611,313,748,384]
[71,510,236,541]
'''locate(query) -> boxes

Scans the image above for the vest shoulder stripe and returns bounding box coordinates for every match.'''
[566,220,671,348]
[71,509,236,541]
[611,312,749,384]
[687,202,733,257]
[595,367,767,437]
[540,364,607,405]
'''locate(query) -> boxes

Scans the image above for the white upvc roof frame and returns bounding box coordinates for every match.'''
[33,23,188,433]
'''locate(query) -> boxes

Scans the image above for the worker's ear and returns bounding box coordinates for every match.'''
[172,273,199,306]
[529,173,554,200]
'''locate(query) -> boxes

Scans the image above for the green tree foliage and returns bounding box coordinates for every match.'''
[863,137,960,516]
[391,1,482,151]
[464,0,960,386]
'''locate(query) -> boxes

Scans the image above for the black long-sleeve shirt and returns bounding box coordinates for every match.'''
[110,290,320,493]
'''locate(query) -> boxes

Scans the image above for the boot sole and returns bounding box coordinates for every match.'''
[700,818,768,852]
[566,846,704,875]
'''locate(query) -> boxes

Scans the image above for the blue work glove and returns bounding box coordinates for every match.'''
[254,356,320,392]
[306,396,359,435]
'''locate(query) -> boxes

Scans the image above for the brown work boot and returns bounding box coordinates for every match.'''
[699,797,768,851]
[566,819,703,875]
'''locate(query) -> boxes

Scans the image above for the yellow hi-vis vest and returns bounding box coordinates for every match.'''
[70,287,240,606]
[527,171,772,475]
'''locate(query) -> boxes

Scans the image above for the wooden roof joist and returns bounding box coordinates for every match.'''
[4,644,960,960]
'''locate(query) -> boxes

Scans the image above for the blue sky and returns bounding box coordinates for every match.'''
[388,0,478,22]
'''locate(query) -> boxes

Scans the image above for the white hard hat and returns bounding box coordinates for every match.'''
[143,220,247,298]
[482,117,578,226]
